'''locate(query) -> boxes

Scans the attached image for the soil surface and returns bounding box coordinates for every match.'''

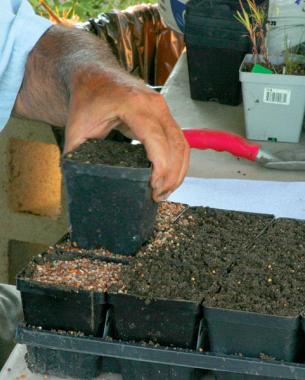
[65,140,150,168]
[26,253,123,292]
[210,218,305,316]
[110,207,273,303]
[24,204,305,317]
[243,61,305,75]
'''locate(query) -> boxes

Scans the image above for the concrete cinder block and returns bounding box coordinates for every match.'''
[9,139,62,218]
[0,117,68,284]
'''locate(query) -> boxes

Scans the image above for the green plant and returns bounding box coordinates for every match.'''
[235,0,269,65]
[30,0,155,21]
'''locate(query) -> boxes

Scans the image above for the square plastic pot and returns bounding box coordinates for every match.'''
[17,253,107,379]
[204,307,302,380]
[108,292,202,349]
[185,0,267,20]
[102,309,205,380]
[17,254,107,336]
[185,43,248,106]
[62,158,158,254]
[240,54,305,143]
[185,6,250,106]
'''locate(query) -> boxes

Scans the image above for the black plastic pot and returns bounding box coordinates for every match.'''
[184,0,268,105]
[183,0,268,16]
[106,310,206,380]
[204,307,302,380]
[17,252,108,379]
[108,293,202,349]
[17,253,107,335]
[62,158,158,254]
[185,20,250,105]
[185,43,248,105]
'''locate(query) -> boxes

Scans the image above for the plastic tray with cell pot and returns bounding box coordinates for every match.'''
[16,205,305,380]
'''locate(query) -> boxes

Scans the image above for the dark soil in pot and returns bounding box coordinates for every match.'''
[62,139,157,254]
[203,218,305,367]
[66,139,150,168]
[206,218,305,316]
[17,252,123,335]
[106,205,273,348]
[18,253,123,379]
[109,206,273,302]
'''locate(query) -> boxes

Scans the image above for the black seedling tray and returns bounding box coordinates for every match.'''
[62,158,157,254]
[107,292,202,349]
[26,344,103,379]
[16,325,305,379]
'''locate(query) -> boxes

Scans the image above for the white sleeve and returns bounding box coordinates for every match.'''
[0,284,22,341]
[0,0,52,131]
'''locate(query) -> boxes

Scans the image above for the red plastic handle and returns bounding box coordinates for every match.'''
[183,129,260,161]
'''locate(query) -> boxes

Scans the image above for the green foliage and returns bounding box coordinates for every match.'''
[29,0,154,20]
[283,37,304,75]
[235,0,268,64]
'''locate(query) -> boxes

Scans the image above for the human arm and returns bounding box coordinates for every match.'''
[13,25,190,202]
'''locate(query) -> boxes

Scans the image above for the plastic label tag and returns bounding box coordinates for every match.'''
[263,88,291,105]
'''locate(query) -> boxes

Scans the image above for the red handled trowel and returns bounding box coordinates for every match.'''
[183,129,305,171]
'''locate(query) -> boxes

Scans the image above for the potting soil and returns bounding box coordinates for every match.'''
[243,62,305,75]
[65,139,150,168]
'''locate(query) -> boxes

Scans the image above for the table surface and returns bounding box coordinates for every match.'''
[162,52,305,182]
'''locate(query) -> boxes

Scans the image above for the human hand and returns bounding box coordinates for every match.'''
[65,70,190,202]
[13,25,189,202]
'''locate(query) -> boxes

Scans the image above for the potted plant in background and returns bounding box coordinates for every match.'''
[237,0,305,143]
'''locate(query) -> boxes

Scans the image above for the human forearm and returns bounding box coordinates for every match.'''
[13,25,134,127]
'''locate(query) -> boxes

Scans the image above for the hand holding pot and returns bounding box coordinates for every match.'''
[65,72,190,202]
[14,26,189,203]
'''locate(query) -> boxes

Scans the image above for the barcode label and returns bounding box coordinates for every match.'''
[263,88,291,105]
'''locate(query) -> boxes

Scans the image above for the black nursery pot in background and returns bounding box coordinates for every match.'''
[62,151,157,255]
[184,0,268,106]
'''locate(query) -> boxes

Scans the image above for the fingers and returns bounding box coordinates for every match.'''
[121,113,170,201]
[64,83,189,202]
[161,109,190,192]
[119,92,190,202]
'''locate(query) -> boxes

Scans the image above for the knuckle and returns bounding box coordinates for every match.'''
[175,138,188,152]
[150,92,167,107]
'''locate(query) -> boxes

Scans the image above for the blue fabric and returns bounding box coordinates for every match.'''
[0,0,52,130]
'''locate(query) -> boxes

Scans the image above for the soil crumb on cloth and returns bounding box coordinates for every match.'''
[65,139,150,168]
